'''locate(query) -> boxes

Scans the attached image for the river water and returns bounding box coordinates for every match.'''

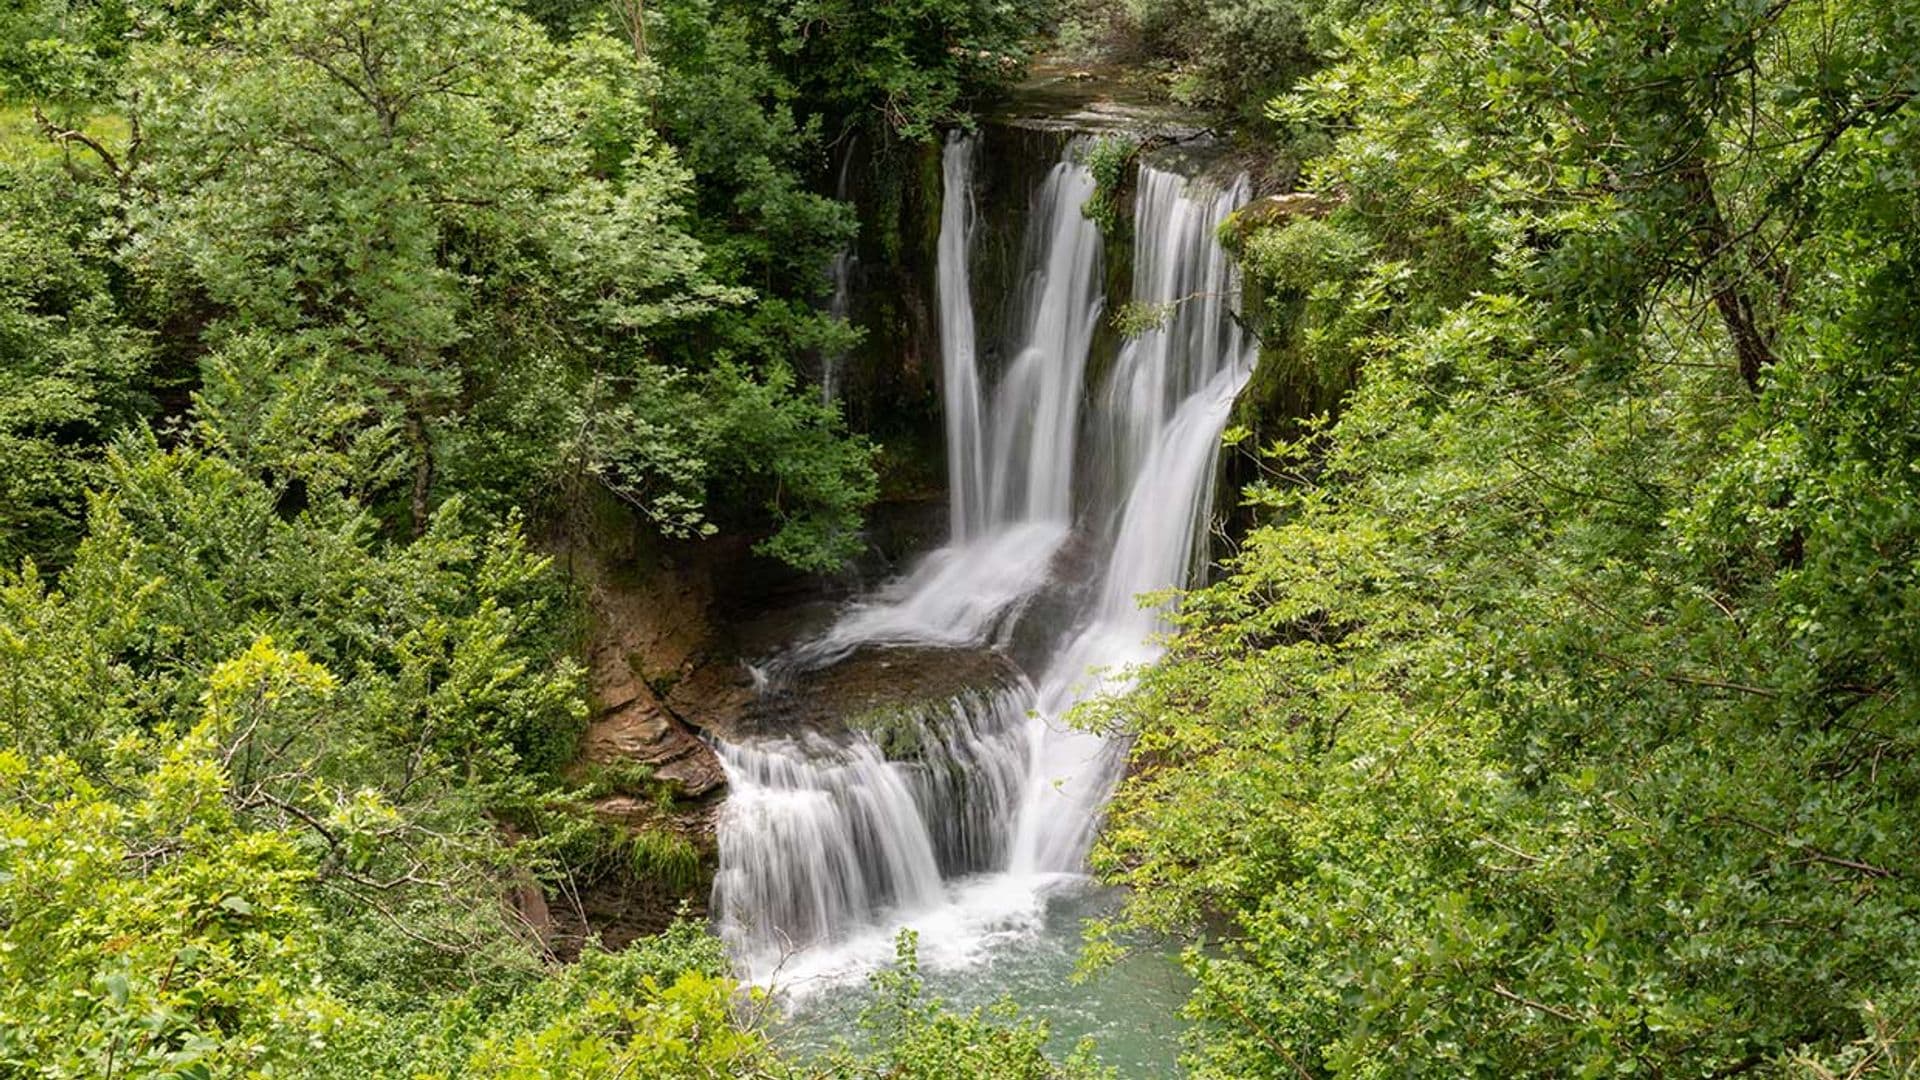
[773,882,1197,1075]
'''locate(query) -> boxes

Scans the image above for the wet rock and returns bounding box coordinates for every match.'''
[1224,191,1337,243]
[557,508,729,800]
[583,699,727,798]
[993,57,1212,135]
[728,645,1027,747]
[504,870,555,953]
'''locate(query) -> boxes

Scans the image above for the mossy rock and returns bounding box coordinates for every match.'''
[845,702,934,761]
[733,646,1027,746]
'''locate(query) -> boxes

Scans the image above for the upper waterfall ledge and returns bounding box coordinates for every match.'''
[991,57,1214,135]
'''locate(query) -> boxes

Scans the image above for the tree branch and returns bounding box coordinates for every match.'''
[32,105,126,185]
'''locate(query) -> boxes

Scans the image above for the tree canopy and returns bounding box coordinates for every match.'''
[5,0,1918,1073]
[1083,0,1920,1074]
[0,0,1073,1072]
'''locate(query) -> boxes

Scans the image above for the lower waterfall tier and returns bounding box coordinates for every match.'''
[713,675,1037,974]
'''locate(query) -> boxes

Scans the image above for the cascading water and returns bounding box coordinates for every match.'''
[715,139,1255,989]
[1009,163,1258,874]
[821,138,860,404]
[1094,167,1254,508]
[713,680,1035,968]
[1010,360,1250,873]
[783,135,1102,670]
[982,146,1106,527]
[938,132,989,539]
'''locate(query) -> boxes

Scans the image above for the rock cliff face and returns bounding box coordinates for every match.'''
[545,490,962,947]
[541,510,734,954]
[576,544,730,800]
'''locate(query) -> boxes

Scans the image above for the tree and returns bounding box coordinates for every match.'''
[0,152,150,570]
[118,0,875,568]
[0,719,341,1076]
[2,339,591,1001]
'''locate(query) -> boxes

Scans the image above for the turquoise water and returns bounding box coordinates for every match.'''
[772,882,1195,1077]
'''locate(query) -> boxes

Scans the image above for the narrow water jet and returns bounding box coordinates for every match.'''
[938,132,989,539]
[822,136,860,404]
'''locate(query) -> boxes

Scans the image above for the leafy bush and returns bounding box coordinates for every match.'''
[0,150,151,569]
[1,346,591,1005]
[109,0,875,571]
[774,0,1043,141]
[0,0,131,98]
[0,721,770,1078]
[0,716,339,1075]
[1119,0,1335,123]
[1080,133,1142,238]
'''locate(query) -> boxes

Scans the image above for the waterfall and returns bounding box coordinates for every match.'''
[822,137,860,404]
[784,138,1100,669]
[1009,163,1257,873]
[714,737,945,959]
[1094,167,1253,506]
[715,140,1255,985]
[983,153,1105,526]
[938,132,989,538]
[713,680,1036,972]
[1011,361,1249,872]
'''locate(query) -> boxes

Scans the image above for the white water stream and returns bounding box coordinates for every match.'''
[716,133,1255,991]
[821,137,859,404]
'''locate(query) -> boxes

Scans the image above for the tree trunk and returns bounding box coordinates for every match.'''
[405,410,434,537]
[1680,160,1776,391]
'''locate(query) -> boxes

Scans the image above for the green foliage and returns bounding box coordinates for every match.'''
[8,0,893,578]
[0,716,760,1078]
[1236,217,1370,299]
[408,925,765,1078]
[106,0,874,570]
[460,968,771,1078]
[1110,299,1175,338]
[136,0,720,346]
[0,0,1132,1072]
[698,361,879,570]
[574,758,663,800]
[1080,133,1140,238]
[0,721,341,1075]
[1058,0,1339,126]
[1,353,590,1000]
[0,151,151,570]
[774,0,1041,142]
[1133,0,1320,121]
[126,0,710,522]
[626,827,703,892]
[648,0,855,305]
[1087,0,1920,1075]
[0,0,132,98]
[1050,0,1130,63]
[1231,215,1391,411]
